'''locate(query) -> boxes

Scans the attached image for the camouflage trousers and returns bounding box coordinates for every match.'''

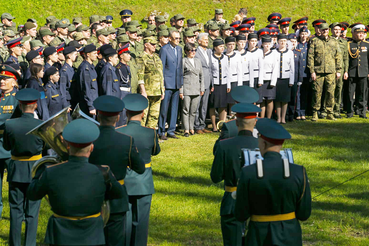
[334,76,343,115]
[142,96,161,128]
[312,73,336,114]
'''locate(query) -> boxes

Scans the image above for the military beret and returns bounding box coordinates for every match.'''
[262,35,272,43]
[231,103,261,119]
[174,14,185,21]
[158,30,169,37]
[221,23,231,30]
[312,19,326,27]
[24,22,36,30]
[215,9,223,14]
[44,46,57,57]
[143,30,155,38]
[3,30,15,37]
[73,17,82,24]
[68,25,77,32]
[126,25,138,33]
[30,40,45,49]
[117,34,130,44]
[118,43,130,55]
[89,15,100,24]
[319,23,329,30]
[93,95,124,116]
[213,38,224,47]
[120,9,133,17]
[56,20,69,28]
[15,88,40,104]
[96,28,109,36]
[208,23,219,31]
[76,24,89,32]
[62,119,100,148]
[256,118,291,145]
[68,40,82,48]
[268,13,282,22]
[63,46,76,56]
[225,36,235,43]
[277,33,288,40]
[26,50,41,62]
[231,86,259,103]
[279,17,291,26]
[236,34,247,41]
[6,37,23,48]
[184,29,195,37]
[329,22,342,29]
[44,66,59,80]
[123,94,148,112]
[1,13,15,20]
[116,28,126,36]
[0,64,20,81]
[143,36,158,44]
[158,24,168,31]
[155,15,166,23]
[106,15,113,22]
[73,32,86,41]
[46,16,57,24]
[187,18,197,25]
[39,28,56,37]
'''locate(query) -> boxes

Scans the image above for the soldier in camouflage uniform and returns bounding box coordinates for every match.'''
[136,36,164,128]
[307,23,342,121]
[207,23,220,49]
[330,22,348,118]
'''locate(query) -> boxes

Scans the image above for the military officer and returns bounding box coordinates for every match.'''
[75,44,99,117]
[211,103,261,246]
[3,88,44,246]
[126,25,144,58]
[136,36,165,128]
[307,23,342,121]
[89,95,145,246]
[235,118,311,246]
[120,9,133,28]
[330,22,349,118]
[0,65,19,218]
[211,9,229,26]
[345,23,369,118]
[28,118,124,245]
[117,94,161,246]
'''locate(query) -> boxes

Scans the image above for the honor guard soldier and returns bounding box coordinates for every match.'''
[28,119,124,245]
[345,23,369,118]
[89,95,145,246]
[0,65,19,218]
[75,44,99,117]
[117,94,161,246]
[235,118,311,246]
[214,86,260,154]
[3,88,44,246]
[5,37,23,65]
[211,103,261,246]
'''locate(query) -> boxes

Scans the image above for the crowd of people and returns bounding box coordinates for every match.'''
[0,6,366,245]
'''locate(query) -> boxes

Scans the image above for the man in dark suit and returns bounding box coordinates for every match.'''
[211,103,260,246]
[194,33,213,134]
[89,95,145,246]
[117,94,161,246]
[158,30,183,140]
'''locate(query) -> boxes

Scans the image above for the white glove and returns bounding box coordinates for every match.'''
[231,191,237,200]
[297,82,302,86]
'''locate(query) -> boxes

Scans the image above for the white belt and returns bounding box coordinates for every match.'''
[120,87,130,92]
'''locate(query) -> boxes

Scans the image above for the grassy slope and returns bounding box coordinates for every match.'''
[1,0,369,32]
[1,116,369,244]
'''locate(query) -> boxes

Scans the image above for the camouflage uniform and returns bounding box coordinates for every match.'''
[128,59,139,94]
[87,36,98,46]
[0,47,9,61]
[130,41,144,58]
[136,51,164,128]
[334,37,348,117]
[308,36,342,119]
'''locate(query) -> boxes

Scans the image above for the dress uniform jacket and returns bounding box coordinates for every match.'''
[248,48,264,87]
[26,77,50,120]
[59,62,75,104]
[76,60,99,115]
[99,62,121,98]
[296,42,310,78]
[238,50,254,83]
[210,53,229,88]
[213,119,238,155]
[262,50,278,86]
[211,130,259,246]
[45,82,69,116]
[235,151,311,246]
[276,49,295,84]
[6,55,19,65]
[27,155,124,245]
[224,52,243,86]
[347,40,369,78]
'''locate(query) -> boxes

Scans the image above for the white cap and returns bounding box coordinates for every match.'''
[351,24,366,33]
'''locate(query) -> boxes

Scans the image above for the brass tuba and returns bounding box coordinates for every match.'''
[216,115,237,132]
[27,106,110,226]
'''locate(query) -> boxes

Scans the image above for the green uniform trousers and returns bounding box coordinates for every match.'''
[312,73,336,114]
[104,212,126,246]
[143,96,161,129]
[334,76,343,115]
[221,214,243,246]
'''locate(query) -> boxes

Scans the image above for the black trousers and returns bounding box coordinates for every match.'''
[347,77,367,116]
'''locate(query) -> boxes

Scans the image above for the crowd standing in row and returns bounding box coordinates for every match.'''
[0,7,366,245]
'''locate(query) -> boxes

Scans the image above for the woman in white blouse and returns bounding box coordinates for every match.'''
[236,34,253,86]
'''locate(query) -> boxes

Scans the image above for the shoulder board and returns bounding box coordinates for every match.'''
[295,49,301,52]
[62,68,67,72]
[109,66,112,70]
[12,93,16,96]
[47,84,51,88]
[116,131,132,139]
[47,161,68,169]
[219,136,236,142]
[363,40,369,44]
[85,67,89,71]
[99,164,111,172]
[142,125,156,130]
[116,64,122,69]
[226,119,236,123]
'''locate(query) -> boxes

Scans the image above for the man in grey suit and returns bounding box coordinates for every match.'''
[194,33,213,134]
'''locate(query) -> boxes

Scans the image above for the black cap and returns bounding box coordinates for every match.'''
[63,46,77,56]
[44,66,59,81]
[26,50,40,62]
[104,48,117,58]
[248,33,258,40]
[62,119,100,148]
[213,38,224,47]
[122,94,148,112]
[236,34,247,41]
[82,44,96,53]
[98,44,113,56]
[93,95,124,116]
[225,36,236,43]
[262,35,272,43]
[68,40,82,48]
[43,46,57,57]
[277,34,288,40]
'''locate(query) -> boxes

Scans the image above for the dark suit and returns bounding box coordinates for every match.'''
[194,47,212,131]
[158,43,183,136]
[89,125,145,246]
[117,120,161,246]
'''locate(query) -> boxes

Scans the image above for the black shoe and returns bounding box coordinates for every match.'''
[160,135,168,140]
[334,114,342,119]
[360,115,368,119]
[184,133,189,137]
[347,114,353,118]
[167,134,179,139]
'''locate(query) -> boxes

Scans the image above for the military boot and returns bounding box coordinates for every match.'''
[311,112,318,121]
[326,114,336,120]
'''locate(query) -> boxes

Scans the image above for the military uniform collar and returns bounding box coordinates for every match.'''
[69,155,89,163]
[128,120,141,125]
[264,151,282,159]
[21,113,35,118]
[238,130,253,136]
[99,125,115,130]
[1,87,16,97]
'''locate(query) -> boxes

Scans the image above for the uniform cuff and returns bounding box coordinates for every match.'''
[138,80,145,85]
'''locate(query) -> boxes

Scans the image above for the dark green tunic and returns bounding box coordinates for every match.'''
[27,156,124,245]
[235,151,311,246]
[211,130,258,246]
[213,119,238,155]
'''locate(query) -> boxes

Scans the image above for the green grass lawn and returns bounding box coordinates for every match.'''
[1,115,369,245]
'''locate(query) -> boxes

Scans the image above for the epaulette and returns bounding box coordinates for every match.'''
[363,40,369,44]
[295,49,301,52]
[220,136,235,142]
[85,67,89,71]
[115,125,126,129]
[116,64,122,69]
[12,93,15,96]
[46,161,68,168]
[47,84,51,88]
[142,125,156,130]
[62,68,67,72]
[109,66,112,70]
[116,131,132,139]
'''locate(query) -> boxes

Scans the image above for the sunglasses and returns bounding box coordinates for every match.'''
[150,43,156,46]
[189,49,197,52]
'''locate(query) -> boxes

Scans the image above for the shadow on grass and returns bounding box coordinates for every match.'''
[153,170,213,187]
[155,186,221,203]
[313,200,369,218]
